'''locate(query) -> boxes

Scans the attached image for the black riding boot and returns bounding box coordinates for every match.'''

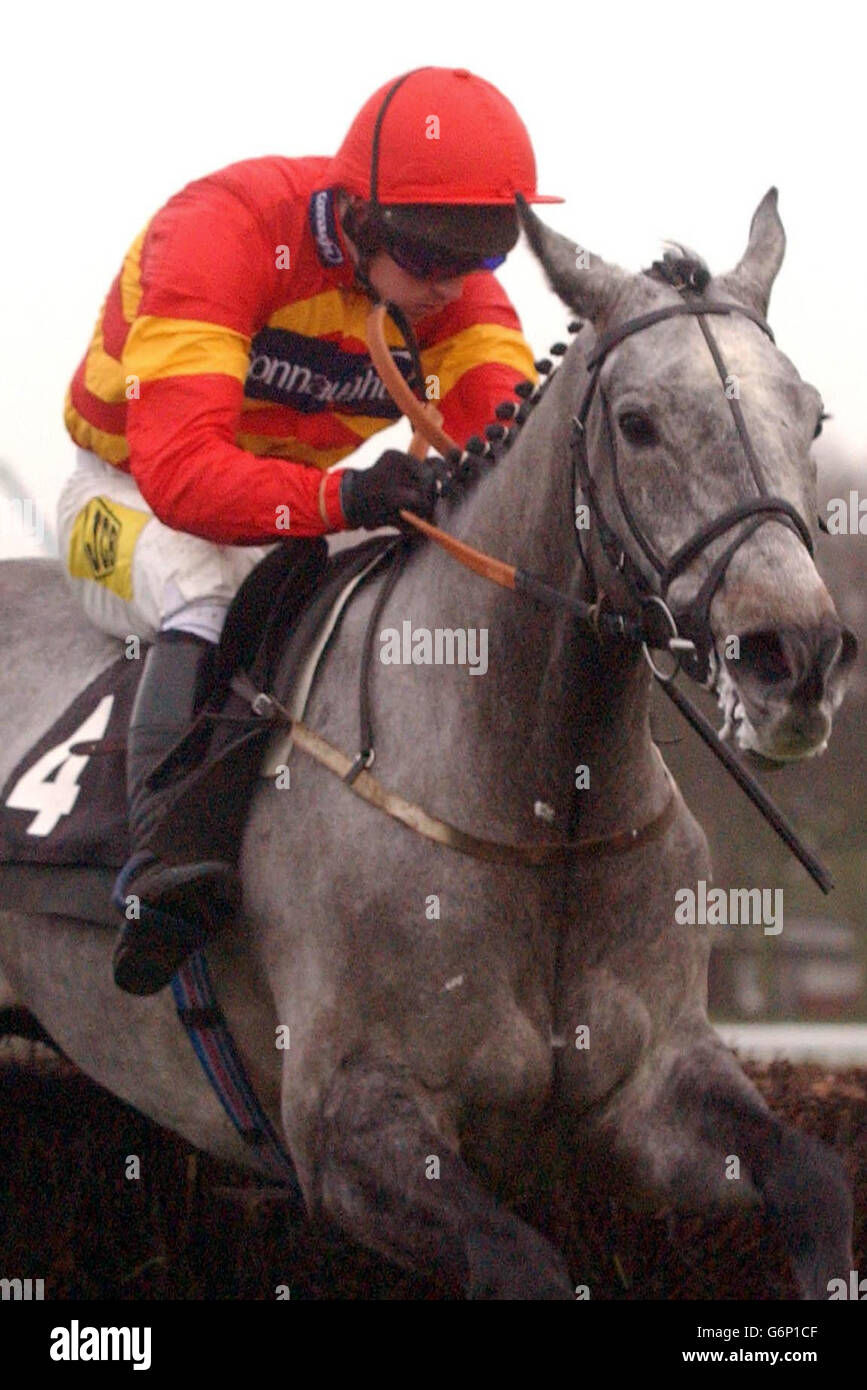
[111,630,241,996]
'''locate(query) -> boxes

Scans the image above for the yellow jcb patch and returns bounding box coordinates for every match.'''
[67,496,151,601]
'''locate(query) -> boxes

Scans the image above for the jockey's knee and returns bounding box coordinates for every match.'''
[159,583,230,645]
[57,451,270,644]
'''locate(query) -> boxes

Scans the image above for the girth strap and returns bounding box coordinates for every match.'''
[172,952,303,1194]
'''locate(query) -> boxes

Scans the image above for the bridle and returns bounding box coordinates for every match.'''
[359,291,835,893]
[232,291,834,893]
[569,282,816,684]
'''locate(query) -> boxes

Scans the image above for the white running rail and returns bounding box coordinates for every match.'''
[715,1022,867,1066]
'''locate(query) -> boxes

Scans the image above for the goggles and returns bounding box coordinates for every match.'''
[384,233,506,281]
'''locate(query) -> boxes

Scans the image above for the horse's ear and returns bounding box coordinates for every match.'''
[516,194,628,324]
[716,187,786,317]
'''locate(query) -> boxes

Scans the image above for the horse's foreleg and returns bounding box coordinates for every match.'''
[575,1032,853,1300]
[686,1048,854,1300]
[315,1051,574,1300]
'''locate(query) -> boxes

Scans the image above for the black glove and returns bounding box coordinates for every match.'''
[339,449,439,530]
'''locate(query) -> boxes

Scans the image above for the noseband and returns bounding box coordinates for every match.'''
[570,289,815,683]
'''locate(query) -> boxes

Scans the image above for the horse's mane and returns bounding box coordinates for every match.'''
[439,331,577,511]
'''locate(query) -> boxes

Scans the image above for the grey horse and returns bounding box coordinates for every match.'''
[0,190,856,1299]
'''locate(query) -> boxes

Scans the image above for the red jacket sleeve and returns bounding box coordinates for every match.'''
[128,377,345,543]
[123,174,346,542]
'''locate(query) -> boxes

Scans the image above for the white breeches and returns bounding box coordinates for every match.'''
[57,450,272,644]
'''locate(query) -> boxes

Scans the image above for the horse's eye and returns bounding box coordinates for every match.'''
[619,411,657,446]
[813,410,829,440]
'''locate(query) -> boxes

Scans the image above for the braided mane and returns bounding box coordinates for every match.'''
[645,241,711,293]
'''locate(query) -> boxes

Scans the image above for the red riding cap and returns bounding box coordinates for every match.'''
[328,66,563,206]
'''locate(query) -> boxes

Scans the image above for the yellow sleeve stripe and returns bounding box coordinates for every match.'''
[64,395,129,465]
[119,225,148,324]
[84,310,128,401]
[82,225,149,402]
[421,324,536,400]
[123,317,251,383]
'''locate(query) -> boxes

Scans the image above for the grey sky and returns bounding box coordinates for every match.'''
[1,0,864,558]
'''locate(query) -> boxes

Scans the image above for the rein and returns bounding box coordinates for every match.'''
[359,302,835,893]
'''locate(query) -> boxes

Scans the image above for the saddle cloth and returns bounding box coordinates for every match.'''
[0,534,400,925]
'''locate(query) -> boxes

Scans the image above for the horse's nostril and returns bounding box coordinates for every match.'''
[731,631,792,685]
[730,623,851,699]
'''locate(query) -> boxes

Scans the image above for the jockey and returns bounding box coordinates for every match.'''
[59,66,562,996]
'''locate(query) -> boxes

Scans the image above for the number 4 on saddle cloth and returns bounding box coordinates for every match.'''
[0,536,398,927]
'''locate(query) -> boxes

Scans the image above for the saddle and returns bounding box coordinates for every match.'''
[0,535,401,926]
